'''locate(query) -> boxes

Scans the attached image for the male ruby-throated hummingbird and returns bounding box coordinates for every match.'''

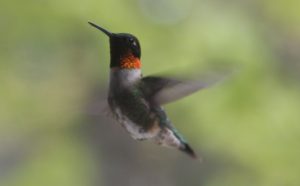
[89,22,226,159]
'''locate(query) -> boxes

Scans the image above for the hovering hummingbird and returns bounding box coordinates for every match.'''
[89,22,226,159]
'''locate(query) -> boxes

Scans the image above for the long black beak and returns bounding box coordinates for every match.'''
[88,22,113,37]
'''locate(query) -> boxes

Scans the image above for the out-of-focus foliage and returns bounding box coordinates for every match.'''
[1,0,300,185]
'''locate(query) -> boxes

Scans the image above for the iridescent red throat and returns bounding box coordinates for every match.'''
[120,54,141,69]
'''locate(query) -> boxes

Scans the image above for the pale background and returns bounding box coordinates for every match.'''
[1,0,300,185]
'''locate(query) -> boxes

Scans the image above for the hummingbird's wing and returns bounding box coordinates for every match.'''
[140,71,229,105]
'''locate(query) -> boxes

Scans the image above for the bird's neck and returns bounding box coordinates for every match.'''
[119,54,141,69]
[110,51,141,69]
[109,51,142,87]
[110,68,142,87]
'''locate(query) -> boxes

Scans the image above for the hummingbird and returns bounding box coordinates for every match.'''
[89,22,225,159]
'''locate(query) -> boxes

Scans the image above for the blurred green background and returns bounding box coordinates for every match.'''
[1,0,300,185]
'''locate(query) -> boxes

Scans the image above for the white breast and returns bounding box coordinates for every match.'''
[110,68,142,86]
[114,107,158,140]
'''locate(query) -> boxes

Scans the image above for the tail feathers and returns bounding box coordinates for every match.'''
[180,143,197,159]
[171,128,198,159]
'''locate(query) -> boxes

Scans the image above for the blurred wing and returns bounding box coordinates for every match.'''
[140,72,228,105]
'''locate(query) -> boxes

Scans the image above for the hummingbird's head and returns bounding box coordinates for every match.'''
[89,22,141,69]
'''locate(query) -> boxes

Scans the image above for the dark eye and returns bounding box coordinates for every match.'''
[129,38,137,46]
[132,41,137,46]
